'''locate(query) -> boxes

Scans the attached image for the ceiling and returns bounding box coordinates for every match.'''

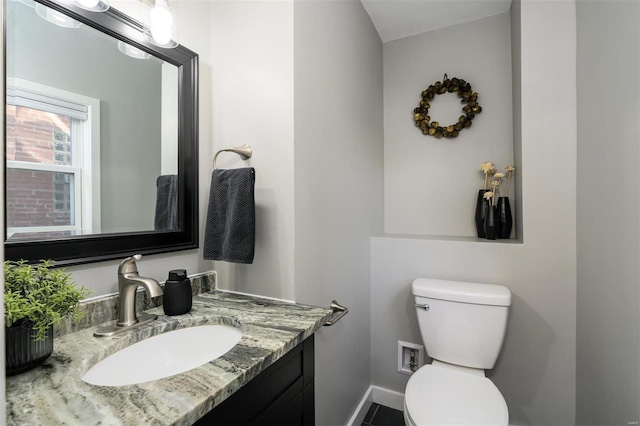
[360,0,513,43]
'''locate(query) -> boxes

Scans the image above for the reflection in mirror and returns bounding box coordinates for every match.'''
[4,0,199,266]
[6,0,178,241]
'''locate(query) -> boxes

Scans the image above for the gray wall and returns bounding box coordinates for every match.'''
[10,2,640,425]
[209,0,296,300]
[293,0,383,424]
[510,0,523,241]
[7,0,162,233]
[576,1,640,424]
[371,1,577,424]
[383,12,515,238]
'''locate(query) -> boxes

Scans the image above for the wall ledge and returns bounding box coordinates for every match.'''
[373,233,523,244]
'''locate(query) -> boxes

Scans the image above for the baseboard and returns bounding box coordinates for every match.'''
[346,387,373,426]
[371,386,404,411]
[346,385,405,425]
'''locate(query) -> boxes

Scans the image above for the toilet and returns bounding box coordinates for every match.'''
[404,278,511,426]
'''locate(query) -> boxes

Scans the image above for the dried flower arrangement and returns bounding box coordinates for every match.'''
[479,162,515,206]
[476,163,516,240]
[505,164,516,196]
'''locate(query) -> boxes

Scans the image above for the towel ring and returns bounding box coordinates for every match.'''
[213,145,253,170]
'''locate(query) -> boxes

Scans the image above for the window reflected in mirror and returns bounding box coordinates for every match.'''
[6,80,98,240]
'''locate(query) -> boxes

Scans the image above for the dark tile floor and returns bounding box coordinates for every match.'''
[361,403,405,426]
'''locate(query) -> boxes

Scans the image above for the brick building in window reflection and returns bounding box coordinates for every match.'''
[6,105,75,240]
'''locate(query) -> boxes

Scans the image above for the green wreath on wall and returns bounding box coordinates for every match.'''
[413,74,482,139]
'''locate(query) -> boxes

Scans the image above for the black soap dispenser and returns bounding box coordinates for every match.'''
[163,269,192,316]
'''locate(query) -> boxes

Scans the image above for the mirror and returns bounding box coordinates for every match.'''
[4,0,199,266]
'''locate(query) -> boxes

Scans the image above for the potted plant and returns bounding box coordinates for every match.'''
[4,260,91,376]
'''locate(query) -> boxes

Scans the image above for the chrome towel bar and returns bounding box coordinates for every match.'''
[213,144,253,170]
[324,300,349,326]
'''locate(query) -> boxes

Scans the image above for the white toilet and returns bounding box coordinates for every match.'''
[404,278,512,426]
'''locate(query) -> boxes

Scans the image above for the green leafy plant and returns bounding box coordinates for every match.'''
[4,260,91,341]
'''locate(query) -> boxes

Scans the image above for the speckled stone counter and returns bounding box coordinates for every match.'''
[6,290,333,426]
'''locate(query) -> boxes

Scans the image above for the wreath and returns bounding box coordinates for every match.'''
[413,74,482,139]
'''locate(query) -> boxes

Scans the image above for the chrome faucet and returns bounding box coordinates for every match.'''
[94,254,164,337]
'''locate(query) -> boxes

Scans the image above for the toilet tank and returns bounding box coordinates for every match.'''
[412,278,511,370]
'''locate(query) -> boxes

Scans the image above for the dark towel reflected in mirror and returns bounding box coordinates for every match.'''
[155,175,178,231]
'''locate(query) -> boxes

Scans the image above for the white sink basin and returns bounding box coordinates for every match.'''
[82,324,243,387]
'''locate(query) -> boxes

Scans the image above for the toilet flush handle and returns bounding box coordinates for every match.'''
[415,303,430,311]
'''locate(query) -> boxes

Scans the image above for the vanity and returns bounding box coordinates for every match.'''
[5,282,332,425]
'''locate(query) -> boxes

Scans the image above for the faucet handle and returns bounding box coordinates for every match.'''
[119,254,142,274]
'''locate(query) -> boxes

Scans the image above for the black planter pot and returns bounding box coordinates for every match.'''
[496,197,513,239]
[484,205,497,240]
[474,189,490,238]
[5,323,53,376]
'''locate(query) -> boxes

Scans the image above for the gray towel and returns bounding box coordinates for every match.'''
[203,168,255,264]
[154,174,178,231]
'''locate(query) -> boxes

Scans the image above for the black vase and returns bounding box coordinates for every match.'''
[6,323,53,376]
[484,205,497,240]
[496,197,513,239]
[474,189,490,238]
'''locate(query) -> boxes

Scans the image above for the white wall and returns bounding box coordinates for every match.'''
[206,4,384,425]
[293,1,383,424]
[576,1,640,424]
[383,13,514,238]
[208,0,296,301]
[371,1,577,425]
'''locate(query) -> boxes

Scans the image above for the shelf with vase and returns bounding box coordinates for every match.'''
[476,162,515,241]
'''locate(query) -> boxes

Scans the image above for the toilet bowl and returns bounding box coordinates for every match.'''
[404,278,511,425]
[403,363,508,425]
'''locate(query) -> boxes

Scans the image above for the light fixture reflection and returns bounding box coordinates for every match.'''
[150,0,173,27]
[143,27,178,48]
[151,26,172,45]
[35,2,81,28]
[117,41,150,60]
[77,0,99,7]
[143,0,178,48]
[73,0,109,12]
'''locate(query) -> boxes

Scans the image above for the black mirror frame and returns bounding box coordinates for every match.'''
[4,0,199,266]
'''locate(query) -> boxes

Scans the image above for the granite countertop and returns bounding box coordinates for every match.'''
[6,290,333,426]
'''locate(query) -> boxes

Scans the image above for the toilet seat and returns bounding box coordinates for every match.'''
[404,364,509,425]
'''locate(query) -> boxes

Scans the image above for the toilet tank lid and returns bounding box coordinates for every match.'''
[412,278,511,306]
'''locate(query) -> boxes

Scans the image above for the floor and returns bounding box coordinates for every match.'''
[361,403,405,426]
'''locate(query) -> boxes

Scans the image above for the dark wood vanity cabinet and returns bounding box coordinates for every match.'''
[194,336,315,426]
